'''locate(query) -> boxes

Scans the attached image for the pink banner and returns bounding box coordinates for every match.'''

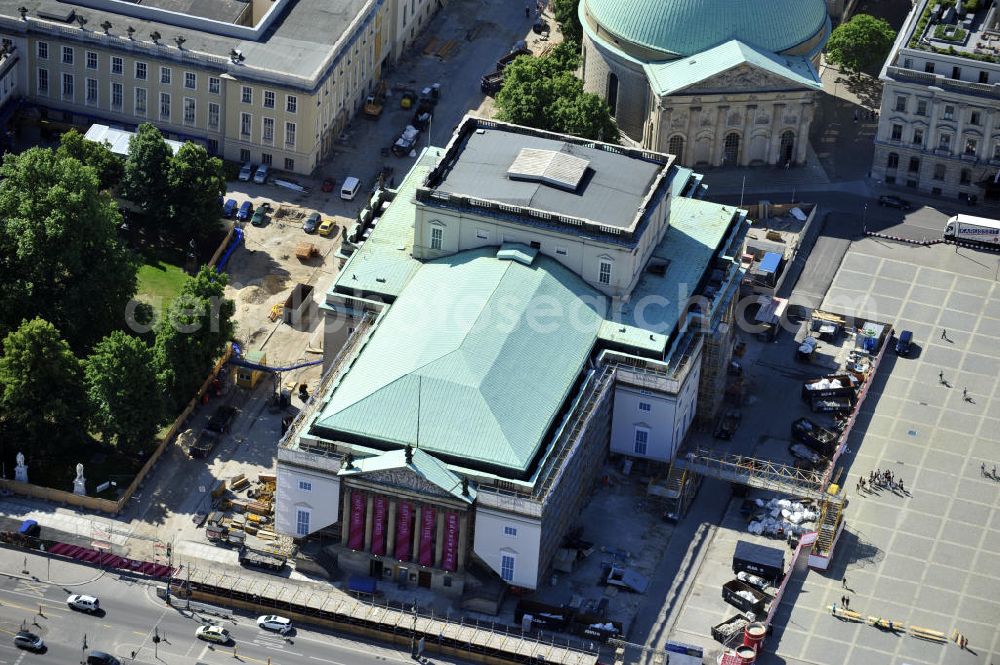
[347,492,366,550]
[394,502,413,561]
[418,506,435,567]
[442,512,459,572]
[371,496,387,556]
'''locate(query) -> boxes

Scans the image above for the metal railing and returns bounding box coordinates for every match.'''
[674,448,837,503]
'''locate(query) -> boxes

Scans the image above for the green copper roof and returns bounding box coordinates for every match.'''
[338,448,476,503]
[582,0,829,59]
[644,40,822,97]
[313,247,605,475]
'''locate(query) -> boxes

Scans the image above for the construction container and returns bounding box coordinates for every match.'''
[733,540,785,582]
[236,350,266,388]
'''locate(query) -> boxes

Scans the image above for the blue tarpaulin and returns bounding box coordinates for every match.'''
[347,575,377,594]
[759,252,781,275]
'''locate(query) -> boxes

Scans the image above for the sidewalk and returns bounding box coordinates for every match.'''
[0,545,107,586]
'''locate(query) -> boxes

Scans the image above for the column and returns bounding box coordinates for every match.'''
[386,499,398,557]
[740,105,754,166]
[953,104,966,157]
[713,105,729,165]
[796,101,812,164]
[340,488,351,546]
[434,511,445,568]
[456,512,470,571]
[363,493,374,551]
[767,101,785,164]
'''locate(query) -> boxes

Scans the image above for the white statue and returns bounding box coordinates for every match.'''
[14,451,28,483]
[73,463,86,496]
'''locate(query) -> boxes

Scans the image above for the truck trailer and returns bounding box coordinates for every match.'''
[943,214,1000,244]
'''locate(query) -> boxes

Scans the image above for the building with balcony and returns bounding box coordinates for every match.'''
[274,117,749,595]
[578,0,830,168]
[0,0,439,173]
[871,0,1000,201]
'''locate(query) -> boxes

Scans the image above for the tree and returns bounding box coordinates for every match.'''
[0,148,139,351]
[154,266,235,409]
[56,129,123,190]
[550,91,619,142]
[552,0,582,44]
[0,318,88,460]
[167,142,226,245]
[122,123,173,215]
[825,14,897,75]
[85,331,163,453]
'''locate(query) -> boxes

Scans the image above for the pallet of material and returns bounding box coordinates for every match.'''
[256,529,277,541]
[258,474,276,484]
[422,37,440,55]
[247,501,271,516]
[230,474,250,491]
[436,39,459,59]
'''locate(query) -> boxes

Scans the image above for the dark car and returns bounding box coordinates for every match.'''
[222,198,238,218]
[894,330,913,356]
[14,631,44,651]
[878,195,912,210]
[303,212,321,234]
[206,405,238,433]
[236,201,254,222]
[87,651,121,665]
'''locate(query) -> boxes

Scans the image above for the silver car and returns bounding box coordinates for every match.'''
[14,630,44,651]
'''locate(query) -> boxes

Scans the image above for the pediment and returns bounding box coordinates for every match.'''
[681,64,811,95]
[358,468,456,499]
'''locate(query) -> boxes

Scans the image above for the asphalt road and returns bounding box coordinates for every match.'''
[0,562,465,665]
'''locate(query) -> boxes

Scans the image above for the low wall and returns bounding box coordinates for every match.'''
[0,479,119,513]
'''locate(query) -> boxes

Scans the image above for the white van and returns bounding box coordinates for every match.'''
[340,176,361,201]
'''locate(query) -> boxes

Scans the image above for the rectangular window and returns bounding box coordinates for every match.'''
[209,76,220,94]
[286,95,297,113]
[241,85,252,103]
[62,73,73,100]
[939,134,951,150]
[262,117,274,144]
[111,56,123,75]
[86,51,98,70]
[159,92,170,120]
[295,509,310,536]
[598,261,612,285]
[86,78,97,105]
[633,428,649,455]
[240,112,252,138]
[894,95,906,112]
[979,71,989,84]
[160,66,171,84]
[943,105,954,120]
[263,90,275,108]
[135,62,147,80]
[184,72,196,90]
[284,157,295,171]
[887,152,899,169]
[135,87,147,116]
[916,100,927,116]
[208,102,220,130]
[993,143,1000,161]
[284,121,296,147]
[912,128,923,146]
[430,227,443,250]
[261,152,272,165]
[37,68,48,94]
[183,97,195,124]
[240,148,250,162]
[638,401,651,413]
[500,554,515,582]
[908,157,920,173]
[970,111,981,126]
[555,247,567,256]
[298,481,312,491]
[924,62,935,74]
[503,526,517,537]
[111,82,123,111]
[37,41,48,59]
[951,66,961,80]
[207,139,218,154]
[476,229,489,240]
[960,168,971,185]
[890,124,902,141]
[933,164,945,181]
[62,46,73,65]
[964,138,977,156]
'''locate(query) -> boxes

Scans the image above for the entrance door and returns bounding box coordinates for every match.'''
[418,571,432,589]
[396,566,408,586]
[723,132,741,166]
[369,559,383,578]
[779,131,795,165]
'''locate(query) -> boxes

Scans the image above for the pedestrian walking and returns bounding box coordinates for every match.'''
[899,478,904,492]
[993,465,996,478]
[963,387,967,398]
[845,597,850,609]
[983,462,987,476]
[842,576,848,589]
[941,328,948,340]
[939,370,944,383]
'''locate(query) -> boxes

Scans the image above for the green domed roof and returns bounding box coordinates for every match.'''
[584,0,829,58]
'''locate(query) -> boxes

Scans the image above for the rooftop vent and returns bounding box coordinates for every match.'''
[507,147,590,192]
[37,6,76,21]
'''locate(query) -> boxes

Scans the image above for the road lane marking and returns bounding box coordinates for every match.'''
[308,657,347,665]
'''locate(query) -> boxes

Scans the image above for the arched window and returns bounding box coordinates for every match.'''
[886,152,899,169]
[668,135,684,161]
[606,72,619,117]
[723,132,740,165]
[779,131,795,165]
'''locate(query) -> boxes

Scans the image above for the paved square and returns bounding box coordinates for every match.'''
[764,241,1000,665]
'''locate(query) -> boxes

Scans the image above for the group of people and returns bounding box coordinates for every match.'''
[856,468,904,494]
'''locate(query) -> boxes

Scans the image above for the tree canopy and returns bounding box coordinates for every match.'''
[0,318,88,460]
[56,129,123,190]
[496,45,618,142]
[86,331,163,454]
[551,0,582,44]
[0,147,138,351]
[168,142,226,246]
[122,122,173,215]
[826,14,897,75]
[154,266,235,409]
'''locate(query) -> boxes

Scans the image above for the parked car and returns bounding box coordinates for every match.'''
[253,163,270,184]
[86,651,121,665]
[67,594,100,613]
[877,195,912,210]
[318,217,336,237]
[237,201,254,222]
[238,162,255,182]
[321,177,335,193]
[13,631,44,651]
[894,330,913,356]
[222,198,237,218]
[250,207,268,227]
[303,212,321,234]
[196,625,231,644]
[207,405,238,433]
[257,615,292,633]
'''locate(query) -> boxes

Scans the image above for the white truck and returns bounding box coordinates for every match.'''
[943,214,1000,244]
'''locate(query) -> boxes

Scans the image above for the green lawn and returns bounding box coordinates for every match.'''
[137,257,187,311]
